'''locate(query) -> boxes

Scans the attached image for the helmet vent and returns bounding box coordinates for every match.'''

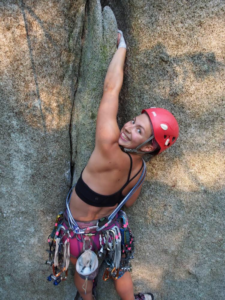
[172,137,176,142]
[165,138,170,146]
[164,135,167,139]
[161,124,168,130]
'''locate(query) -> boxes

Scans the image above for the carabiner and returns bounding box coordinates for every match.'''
[55,224,71,240]
[102,268,110,281]
[112,226,121,243]
[108,229,116,249]
[111,267,120,280]
[82,236,92,251]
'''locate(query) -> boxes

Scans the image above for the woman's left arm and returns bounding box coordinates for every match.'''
[95,47,126,155]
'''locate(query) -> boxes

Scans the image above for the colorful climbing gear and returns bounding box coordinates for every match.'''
[102,211,134,281]
[46,212,70,285]
[46,159,146,285]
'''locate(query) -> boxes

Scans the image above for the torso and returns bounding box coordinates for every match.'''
[69,146,143,221]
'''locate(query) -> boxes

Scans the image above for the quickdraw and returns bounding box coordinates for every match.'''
[46,212,71,285]
[47,266,68,286]
[102,211,134,281]
[119,211,135,261]
[46,212,64,267]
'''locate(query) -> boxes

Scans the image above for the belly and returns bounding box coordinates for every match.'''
[69,188,118,221]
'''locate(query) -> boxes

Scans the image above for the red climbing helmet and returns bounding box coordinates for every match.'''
[142,108,179,154]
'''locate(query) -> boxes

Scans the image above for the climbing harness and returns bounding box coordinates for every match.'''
[46,160,146,285]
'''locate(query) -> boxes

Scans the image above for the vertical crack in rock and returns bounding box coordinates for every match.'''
[100,0,110,9]
[69,90,76,185]
[69,0,89,185]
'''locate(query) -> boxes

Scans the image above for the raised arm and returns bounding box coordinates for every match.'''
[95,33,127,154]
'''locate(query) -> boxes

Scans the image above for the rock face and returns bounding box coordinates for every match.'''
[0,0,86,299]
[1,0,225,300]
[99,1,225,300]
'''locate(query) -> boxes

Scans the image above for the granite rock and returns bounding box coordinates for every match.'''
[1,0,225,299]
[0,1,86,299]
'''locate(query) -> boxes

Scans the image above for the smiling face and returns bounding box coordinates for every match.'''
[118,113,154,152]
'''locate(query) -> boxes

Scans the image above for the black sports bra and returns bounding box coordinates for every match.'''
[75,153,144,207]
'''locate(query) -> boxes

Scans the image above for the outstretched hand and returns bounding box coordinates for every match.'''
[117,30,127,49]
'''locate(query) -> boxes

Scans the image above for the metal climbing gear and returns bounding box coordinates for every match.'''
[46,212,71,285]
[119,211,134,273]
[102,212,134,281]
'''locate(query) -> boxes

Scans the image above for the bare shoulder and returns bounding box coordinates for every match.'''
[87,143,130,172]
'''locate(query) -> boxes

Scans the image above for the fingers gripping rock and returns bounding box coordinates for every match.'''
[117,30,127,49]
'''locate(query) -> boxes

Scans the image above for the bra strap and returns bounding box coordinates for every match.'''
[97,160,147,231]
[128,160,144,183]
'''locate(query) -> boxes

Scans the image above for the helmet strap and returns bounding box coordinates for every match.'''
[123,135,154,154]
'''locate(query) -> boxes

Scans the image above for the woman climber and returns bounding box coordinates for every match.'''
[49,30,179,300]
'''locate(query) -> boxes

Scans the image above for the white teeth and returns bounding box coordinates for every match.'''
[122,133,128,141]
